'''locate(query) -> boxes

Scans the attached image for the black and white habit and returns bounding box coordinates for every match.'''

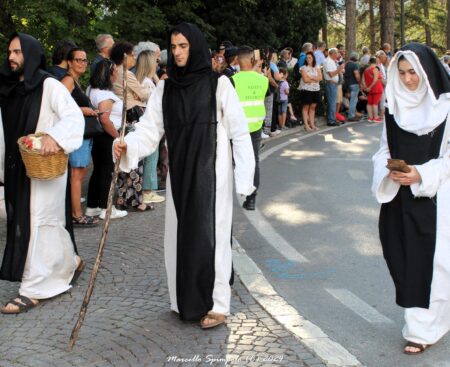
[0,33,84,299]
[372,43,450,345]
[118,23,255,321]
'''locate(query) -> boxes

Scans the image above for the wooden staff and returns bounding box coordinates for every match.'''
[68,54,129,350]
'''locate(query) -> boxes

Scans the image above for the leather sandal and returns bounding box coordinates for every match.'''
[1,295,38,314]
[72,215,99,227]
[200,311,226,329]
[404,341,432,355]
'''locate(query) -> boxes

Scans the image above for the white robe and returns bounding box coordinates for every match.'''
[372,115,450,344]
[119,76,255,315]
[0,78,84,299]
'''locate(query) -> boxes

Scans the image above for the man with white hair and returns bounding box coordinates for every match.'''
[298,42,313,68]
[90,34,114,74]
[360,46,371,65]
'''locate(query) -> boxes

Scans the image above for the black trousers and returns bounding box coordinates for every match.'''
[250,128,262,192]
[87,133,115,209]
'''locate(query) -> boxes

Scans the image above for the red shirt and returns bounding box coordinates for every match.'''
[364,66,384,94]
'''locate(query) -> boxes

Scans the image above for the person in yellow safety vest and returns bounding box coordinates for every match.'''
[231,46,269,210]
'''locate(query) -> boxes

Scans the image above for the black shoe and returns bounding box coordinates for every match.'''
[243,194,256,211]
[327,122,338,126]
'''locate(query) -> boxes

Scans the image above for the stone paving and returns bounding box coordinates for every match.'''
[0,131,327,367]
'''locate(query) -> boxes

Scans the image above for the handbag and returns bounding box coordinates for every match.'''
[84,87,105,139]
[84,114,104,139]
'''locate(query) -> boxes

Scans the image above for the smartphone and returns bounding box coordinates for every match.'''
[254,49,261,61]
[386,159,411,173]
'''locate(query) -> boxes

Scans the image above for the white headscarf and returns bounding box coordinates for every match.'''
[385,50,450,136]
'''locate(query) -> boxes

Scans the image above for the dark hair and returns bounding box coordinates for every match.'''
[279,67,288,76]
[305,51,316,67]
[52,39,77,65]
[237,45,254,57]
[398,55,406,63]
[66,47,85,62]
[336,43,344,50]
[369,56,377,64]
[110,41,134,65]
[90,59,115,90]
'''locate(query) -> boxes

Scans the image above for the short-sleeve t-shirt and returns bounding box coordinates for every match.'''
[323,57,338,83]
[279,80,289,101]
[344,61,359,85]
[269,62,279,74]
[88,88,123,130]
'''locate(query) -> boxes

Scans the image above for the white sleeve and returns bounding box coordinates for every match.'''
[118,81,165,172]
[217,76,255,196]
[44,79,84,154]
[410,138,450,197]
[371,123,400,203]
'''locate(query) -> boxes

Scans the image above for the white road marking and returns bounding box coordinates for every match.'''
[237,196,309,263]
[347,169,369,180]
[233,239,362,367]
[326,288,394,324]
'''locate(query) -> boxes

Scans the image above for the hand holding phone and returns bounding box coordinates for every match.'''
[386,159,411,173]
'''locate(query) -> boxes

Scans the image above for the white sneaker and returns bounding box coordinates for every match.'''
[143,192,165,204]
[99,206,128,220]
[269,129,281,137]
[261,131,269,139]
[85,207,102,216]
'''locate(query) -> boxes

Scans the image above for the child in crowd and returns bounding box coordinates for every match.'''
[278,68,290,130]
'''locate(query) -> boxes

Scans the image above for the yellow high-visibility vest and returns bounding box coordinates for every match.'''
[232,71,269,132]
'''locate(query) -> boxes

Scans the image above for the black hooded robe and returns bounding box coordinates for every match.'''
[0,33,79,290]
[119,23,255,322]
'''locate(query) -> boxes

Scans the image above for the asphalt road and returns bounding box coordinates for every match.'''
[233,121,450,367]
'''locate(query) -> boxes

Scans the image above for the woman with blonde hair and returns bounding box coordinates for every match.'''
[135,50,165,204]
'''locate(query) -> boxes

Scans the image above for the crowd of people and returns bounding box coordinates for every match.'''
[1,23,450,358]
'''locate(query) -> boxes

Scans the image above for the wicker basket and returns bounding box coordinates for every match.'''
[17,133,68,180]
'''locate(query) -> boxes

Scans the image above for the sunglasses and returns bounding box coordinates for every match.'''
[74,58,89,64]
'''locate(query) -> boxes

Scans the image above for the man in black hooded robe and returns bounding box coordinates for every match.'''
[0,33,84,314]
[114,23,255,328]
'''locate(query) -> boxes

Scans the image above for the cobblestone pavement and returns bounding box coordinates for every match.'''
[0,161,326,366]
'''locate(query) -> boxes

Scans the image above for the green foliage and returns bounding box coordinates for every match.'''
[0,0,326,64]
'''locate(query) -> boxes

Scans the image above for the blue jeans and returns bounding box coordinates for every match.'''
[325,82,337,123]
[143,149,159,191]
[348,84,359,118]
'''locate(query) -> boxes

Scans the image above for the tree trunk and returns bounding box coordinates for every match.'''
[380,0,395,49]
[447,0,450,49]
[369,0,376,53]
[345,0,357,60]
[423,0,431,46]
[322,0,328,44]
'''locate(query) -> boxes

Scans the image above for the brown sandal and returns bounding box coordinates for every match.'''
[1,295,39,314]
[404,341,432,355]
[200,311,226,329]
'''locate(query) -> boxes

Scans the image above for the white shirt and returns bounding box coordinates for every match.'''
[323,57,338,83]
[88,88,123,130]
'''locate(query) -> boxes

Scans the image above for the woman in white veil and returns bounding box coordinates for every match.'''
[372,43,450,355]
